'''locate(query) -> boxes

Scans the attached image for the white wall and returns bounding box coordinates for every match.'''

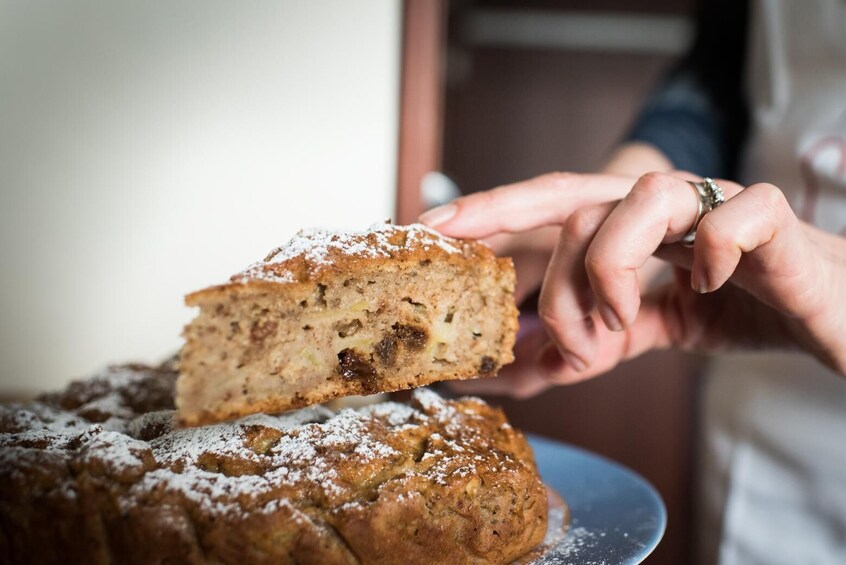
[0,1,401,392]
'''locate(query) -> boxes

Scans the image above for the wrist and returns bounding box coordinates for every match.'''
[602,142,674,178]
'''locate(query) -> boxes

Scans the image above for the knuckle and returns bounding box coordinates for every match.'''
[563,206,602,240]
[544,171,576,185]
[749,182,789,218]
[452,191,487,214]
[449,193,472,211]
[696,214,731,249]
[632,171,673,201]
[481,185,508,207]
[537,301,564,332]
[536,301,576,347]
[469,184,514,215]
[584,246,611,278]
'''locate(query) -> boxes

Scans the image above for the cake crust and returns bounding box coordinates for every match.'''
[178,224,518,426]
[0,364,548,564]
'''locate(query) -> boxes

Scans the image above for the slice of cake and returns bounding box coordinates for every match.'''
[177,223,518,426]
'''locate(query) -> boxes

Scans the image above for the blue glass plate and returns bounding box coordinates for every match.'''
[526,434,666,564]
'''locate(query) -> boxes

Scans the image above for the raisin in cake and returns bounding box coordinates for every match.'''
[0,364,548,564]
[178,223,518,426]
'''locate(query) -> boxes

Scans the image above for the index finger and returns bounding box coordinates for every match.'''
[418,172,636,239]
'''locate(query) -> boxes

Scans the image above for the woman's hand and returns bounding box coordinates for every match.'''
[420,172,641,306]
[421,171,846,397]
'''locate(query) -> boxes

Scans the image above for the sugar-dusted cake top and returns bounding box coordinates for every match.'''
[0,363,533,518]
[229,222,491,285]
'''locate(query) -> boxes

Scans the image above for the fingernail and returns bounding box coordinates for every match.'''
[563,352,588,372]
[598,302,623,332]
[418,203,457,227]
[691,268,709,294]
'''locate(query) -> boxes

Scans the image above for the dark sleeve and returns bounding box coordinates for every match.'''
[626,0,750,178]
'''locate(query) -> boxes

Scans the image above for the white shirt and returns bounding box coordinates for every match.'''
[698,1,846,564]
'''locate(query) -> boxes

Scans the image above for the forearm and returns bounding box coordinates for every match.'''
[623,1,749,179]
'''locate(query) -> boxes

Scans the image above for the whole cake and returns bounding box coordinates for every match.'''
[178,223,518,426]
[0,363,548,564]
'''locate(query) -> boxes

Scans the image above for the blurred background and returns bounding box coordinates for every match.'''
[1,1,700,563]
[0,0,400,394]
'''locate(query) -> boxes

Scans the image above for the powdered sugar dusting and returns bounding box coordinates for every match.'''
[532,527,599,564]
[232,223,464,284]
[266,223,461,264]
[80,430,151,474]
[1,367,534,522]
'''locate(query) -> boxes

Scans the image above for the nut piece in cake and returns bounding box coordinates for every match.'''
[177,223,518,426]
